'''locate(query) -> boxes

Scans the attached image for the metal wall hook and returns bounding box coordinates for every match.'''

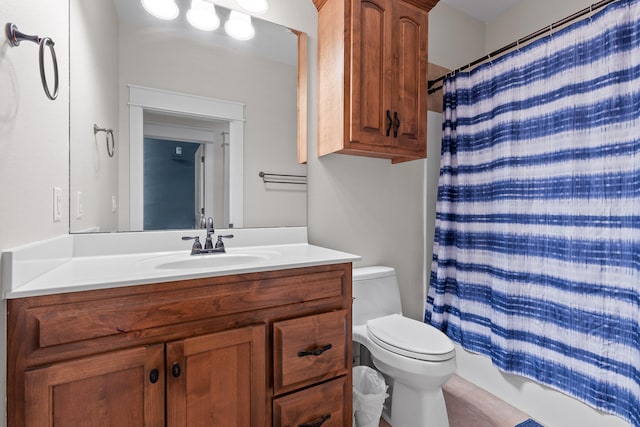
[6,23,39,46]
[5,23,59,100]
[94,124,115,158]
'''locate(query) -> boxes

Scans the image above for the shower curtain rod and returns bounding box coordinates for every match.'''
[427,0,619,94]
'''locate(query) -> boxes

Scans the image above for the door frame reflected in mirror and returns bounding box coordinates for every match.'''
[128,85,245,231]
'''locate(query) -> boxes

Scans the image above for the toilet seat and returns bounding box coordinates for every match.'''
[366,314,455,362]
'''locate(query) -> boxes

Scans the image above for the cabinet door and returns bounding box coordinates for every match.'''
[24,344,165,427]
[392,1,428,152]
[166,324,266,427]
[350,0,394,147]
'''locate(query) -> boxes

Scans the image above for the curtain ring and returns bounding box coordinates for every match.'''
[38,37,59,100]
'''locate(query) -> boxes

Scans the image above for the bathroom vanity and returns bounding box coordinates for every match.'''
[3,229,358,426]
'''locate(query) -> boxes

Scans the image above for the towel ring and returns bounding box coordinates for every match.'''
[38,37,59,100]
[94,124,115,158]
[5,23,59,100]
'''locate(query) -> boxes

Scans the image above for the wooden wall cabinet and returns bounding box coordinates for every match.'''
[314,0,439,163]
[7,263,352,426]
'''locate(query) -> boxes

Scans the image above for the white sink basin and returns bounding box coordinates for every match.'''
[135,250,275,271]
[155,253,269,270]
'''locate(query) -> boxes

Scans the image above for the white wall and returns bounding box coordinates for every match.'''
[0,1,69,425]
[69,0,119,232]
[0,2,69,264]
[428,1,631,425]
[309,154,428,320]
[429,2,486,70]
[485,0,602,52]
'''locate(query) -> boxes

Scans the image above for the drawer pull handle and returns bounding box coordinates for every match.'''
[299,413,331,427]
[297,344,332,357]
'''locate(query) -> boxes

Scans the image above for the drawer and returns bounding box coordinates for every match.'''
[273,376,348,427]
[273,310,349,395]
[22,268,346,352]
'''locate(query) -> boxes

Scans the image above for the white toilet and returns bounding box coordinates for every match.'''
[352,266,456,427]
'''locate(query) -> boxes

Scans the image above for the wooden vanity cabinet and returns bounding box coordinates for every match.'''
[7,263,352,427]
[314,0,438,163]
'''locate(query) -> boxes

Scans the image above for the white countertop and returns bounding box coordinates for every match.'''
[1,228,360,299]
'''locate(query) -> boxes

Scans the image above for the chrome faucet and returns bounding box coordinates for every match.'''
[182,217,234,255]
[204,217,215,250]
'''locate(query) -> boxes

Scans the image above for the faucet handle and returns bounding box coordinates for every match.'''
[182,236,203,255]
[214,234,234,251]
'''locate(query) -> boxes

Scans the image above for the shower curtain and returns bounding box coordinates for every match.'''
[425,1,640,425]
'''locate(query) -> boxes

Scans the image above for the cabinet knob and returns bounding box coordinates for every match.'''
[299,413,331,427]
[172,363,182,378]
[297,344,332,358]
[386,110,392,136]
[149,368,160,384]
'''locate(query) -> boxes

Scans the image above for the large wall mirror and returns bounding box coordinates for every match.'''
[70,0,307,233]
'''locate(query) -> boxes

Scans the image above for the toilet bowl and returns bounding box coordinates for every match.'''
[352,266,456,427]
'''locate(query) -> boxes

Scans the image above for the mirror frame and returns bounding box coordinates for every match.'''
[128,85,245,230]
[296,32,308,165]
[69,0,309,233]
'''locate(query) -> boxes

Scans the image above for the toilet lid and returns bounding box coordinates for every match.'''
[366,314,455,362]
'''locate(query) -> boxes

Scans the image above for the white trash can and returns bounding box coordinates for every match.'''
[353,366,388,427]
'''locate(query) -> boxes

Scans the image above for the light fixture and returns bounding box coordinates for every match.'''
[224,10,255,41]
[236,0,269,14]
[141,0,179,20]
[187,0,220,31]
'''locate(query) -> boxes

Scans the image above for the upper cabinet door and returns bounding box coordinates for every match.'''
[165,325,266,427]
[392,1,428,151]
[316,0,436,162]
[24,344,165,427]
[350,0,394,147]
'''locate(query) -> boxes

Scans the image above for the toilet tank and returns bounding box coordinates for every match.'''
[352,266,403,327]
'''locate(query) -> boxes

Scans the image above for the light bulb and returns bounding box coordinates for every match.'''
[187,0,220,31]
[224,10,255,41]
[141,0,179,20]
[236,0,269,14]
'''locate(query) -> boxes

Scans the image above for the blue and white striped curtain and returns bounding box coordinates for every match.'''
[425,1,640,425]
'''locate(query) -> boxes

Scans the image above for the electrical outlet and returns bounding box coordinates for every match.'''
[52,187,62,222]
[112,195,117,213]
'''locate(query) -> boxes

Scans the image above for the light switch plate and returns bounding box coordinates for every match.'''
[112,195,117,213]
[53,187,62,222]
